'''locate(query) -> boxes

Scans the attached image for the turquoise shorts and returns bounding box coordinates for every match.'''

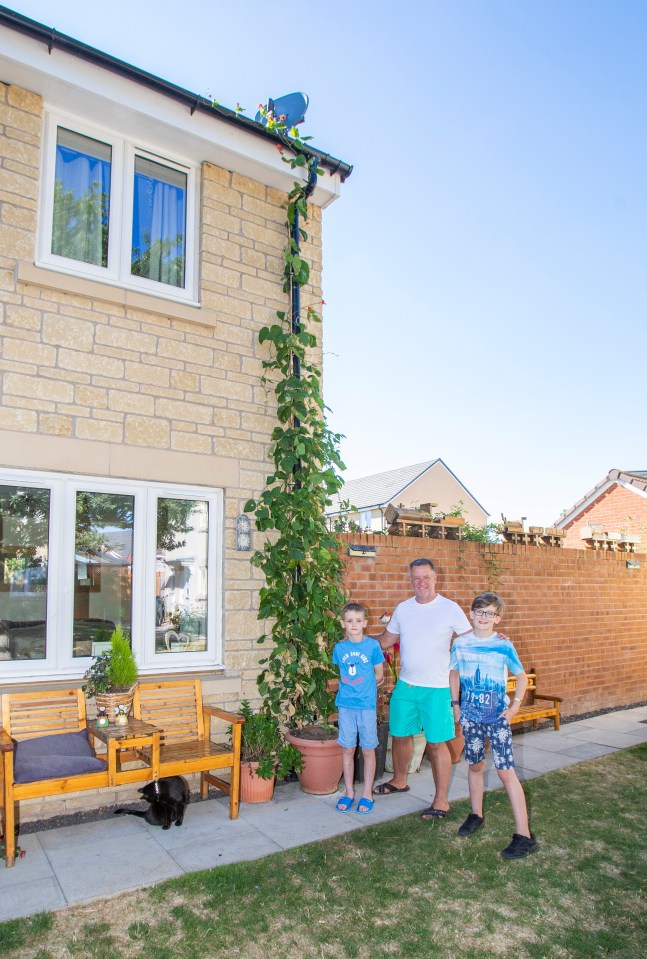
[389,680,454,743]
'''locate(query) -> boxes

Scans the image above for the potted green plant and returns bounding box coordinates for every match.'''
[244,113,346,795]
[238,701,303,803]
[82,625,139,720]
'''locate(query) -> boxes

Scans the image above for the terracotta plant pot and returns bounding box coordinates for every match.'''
[285,729,343,795]
[240,761,275,803]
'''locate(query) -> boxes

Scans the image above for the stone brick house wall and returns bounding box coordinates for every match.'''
[0,14,348,823]
[339,533,647,717]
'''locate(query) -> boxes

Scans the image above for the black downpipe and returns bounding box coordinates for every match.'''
[292,160,318,592]
[291,160,318,390]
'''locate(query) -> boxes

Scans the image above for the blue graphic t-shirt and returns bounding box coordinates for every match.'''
[333,637,385,710]
[449,632,524,723]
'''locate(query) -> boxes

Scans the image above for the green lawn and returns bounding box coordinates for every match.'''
[2,744,646,959]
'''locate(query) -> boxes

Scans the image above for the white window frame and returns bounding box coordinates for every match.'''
[37,110,199,304]
[0,468,223,682]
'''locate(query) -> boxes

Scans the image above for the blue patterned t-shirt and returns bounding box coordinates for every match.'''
[449,632,524,724]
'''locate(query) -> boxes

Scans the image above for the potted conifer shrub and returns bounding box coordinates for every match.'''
[82,625,139,721]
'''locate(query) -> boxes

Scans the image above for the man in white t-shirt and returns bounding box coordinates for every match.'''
[373,557,470,820]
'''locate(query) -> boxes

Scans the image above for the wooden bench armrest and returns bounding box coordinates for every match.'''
[534,694,563,703]
[203,705,245,725]
[0,726,14,753]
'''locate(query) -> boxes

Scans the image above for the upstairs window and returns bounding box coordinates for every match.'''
[40,113,196,301]
[131,157,186,288]
[52,128,111,268]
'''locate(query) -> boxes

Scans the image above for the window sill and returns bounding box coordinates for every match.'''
[0,666,228,693]
[18,263,218,329]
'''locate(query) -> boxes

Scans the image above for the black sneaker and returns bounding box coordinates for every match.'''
[457,813,484,837]
[500,833,539,859]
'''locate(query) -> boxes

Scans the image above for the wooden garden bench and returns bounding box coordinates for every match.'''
[507,671,562,731]
[1,680,243,868]
[1,688,110,868]
[132,679,243,820]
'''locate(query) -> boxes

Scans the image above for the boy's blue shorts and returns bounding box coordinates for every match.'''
[337,707,379,750]
[461,716,515,769]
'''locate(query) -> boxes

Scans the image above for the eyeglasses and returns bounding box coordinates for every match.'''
[472,610,498,619]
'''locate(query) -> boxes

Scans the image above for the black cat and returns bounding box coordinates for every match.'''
[114,776,190,829]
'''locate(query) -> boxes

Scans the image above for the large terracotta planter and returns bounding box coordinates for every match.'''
[285,729,343,795]
[240,761,275,803]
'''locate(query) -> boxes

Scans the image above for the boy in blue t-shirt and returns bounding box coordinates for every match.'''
[449,592,538,859]
[333,602,385,814]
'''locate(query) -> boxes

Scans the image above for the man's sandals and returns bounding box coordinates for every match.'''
[372,782,410,796]
[420,805,451,820]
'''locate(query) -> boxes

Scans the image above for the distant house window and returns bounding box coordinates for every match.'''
[40,113,196,301]
[0,469,222,679]
[360,511,372,530]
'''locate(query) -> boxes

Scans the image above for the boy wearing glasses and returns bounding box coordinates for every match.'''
[449,592,538,859]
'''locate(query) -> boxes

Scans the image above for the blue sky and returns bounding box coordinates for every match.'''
[8,1,647,525]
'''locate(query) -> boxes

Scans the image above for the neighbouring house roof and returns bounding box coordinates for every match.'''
[555,469,647,528]
[0,6,352,188]
[326,459,488,516]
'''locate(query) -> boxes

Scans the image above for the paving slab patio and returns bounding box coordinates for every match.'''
[1,705,645,922]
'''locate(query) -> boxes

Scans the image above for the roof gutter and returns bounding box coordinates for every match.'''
[0,5,353,182]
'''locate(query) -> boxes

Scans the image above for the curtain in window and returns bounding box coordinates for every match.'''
[131,157,186,287]
[52,128,111,267]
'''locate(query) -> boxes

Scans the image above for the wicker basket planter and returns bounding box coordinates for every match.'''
[93,687,136,722]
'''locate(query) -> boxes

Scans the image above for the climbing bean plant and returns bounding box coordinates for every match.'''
[244,110,346,728]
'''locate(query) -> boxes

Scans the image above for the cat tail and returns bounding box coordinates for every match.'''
[114,809,146,818]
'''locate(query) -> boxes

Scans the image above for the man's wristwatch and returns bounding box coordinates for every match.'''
[514,697,522,703]
[450,700,460,706]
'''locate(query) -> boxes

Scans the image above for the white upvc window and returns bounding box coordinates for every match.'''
[0,469,222,681]
[38,111,198,303]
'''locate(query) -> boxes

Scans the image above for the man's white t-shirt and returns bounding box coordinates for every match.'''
[387,594,470,688]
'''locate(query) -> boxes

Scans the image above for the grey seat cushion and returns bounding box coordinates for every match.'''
[14,728,106,784]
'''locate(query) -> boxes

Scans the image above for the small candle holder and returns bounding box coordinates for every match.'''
[96,707,109,727]
[114,704,129,726]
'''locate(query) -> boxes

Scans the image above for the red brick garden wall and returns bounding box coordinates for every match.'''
[338,532,647,719]
[561,483,647,549]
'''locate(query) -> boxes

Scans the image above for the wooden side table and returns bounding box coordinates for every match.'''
[88,719,161,787]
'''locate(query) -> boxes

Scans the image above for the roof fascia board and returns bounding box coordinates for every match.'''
[0,14,348,207]
[616,477,647,500]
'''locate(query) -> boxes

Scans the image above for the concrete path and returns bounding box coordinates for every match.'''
[2,705,646,922]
